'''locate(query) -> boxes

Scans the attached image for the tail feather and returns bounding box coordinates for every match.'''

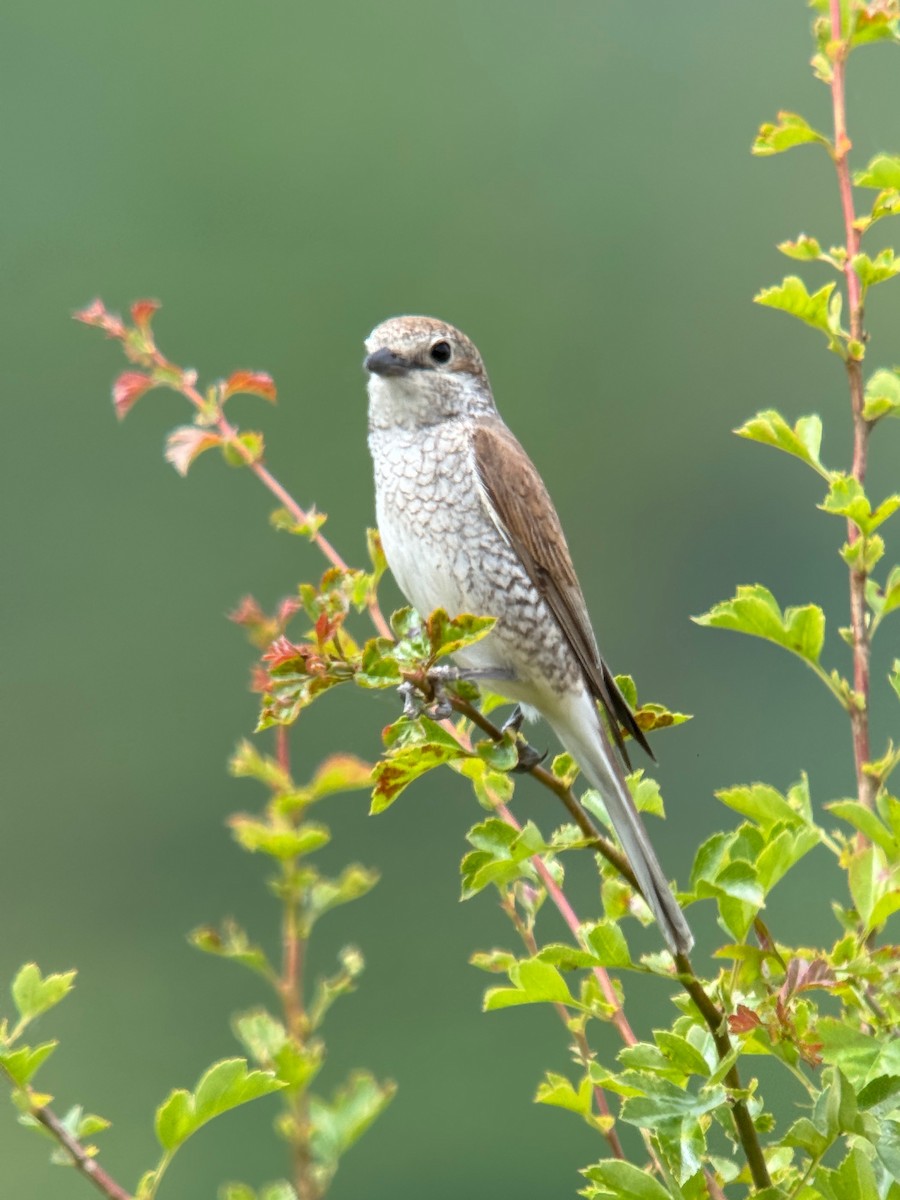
[550,693,693,956]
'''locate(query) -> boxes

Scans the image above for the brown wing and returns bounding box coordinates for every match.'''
[472,417,653,766]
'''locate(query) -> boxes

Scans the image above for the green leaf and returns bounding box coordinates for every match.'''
[307,864,380,921]
[734,410,830,477]
[189,919,274,979]
[424,609,495,660]
[819,475,900,536]
[483,958,576,1010]
[11,965,76,1025]
[693,584,825,667]
[619,1077,727,1130]
[827,800,897,854]
[817,1018,900,1087]
[584,920,631,968]
[654,1032,711,1078]
[855,154,900,191]
[371,731,470,813]
[753,112,831,156]
[228,816,331,860]
[581,1159,673,1200]
[308,1071,396,1170]
[715,782,806,831]
[535,1071,594,1117]
[864,369,900,421]
[0,1041,57,1086]
[754,277,842,346]
[269,506,327,539]
[155,1059,285,1152]
[852,249,900,288]
[777,234,823,261]
[755,826,820,894]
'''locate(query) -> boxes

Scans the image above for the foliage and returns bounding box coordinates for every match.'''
[5,4,900,1200]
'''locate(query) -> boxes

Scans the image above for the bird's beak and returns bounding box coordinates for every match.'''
[364,346,409,376]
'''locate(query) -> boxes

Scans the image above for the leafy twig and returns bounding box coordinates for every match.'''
[828,0,876,813]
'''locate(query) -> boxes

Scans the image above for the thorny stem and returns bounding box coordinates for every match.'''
[829,0,876,813]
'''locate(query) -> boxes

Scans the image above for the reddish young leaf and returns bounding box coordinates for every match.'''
[728,1004,762,1034]
[223,371,277,403]
[130,299,160,328]
[262,635,308,670]
[73,298,126,339]
[164,426,222,477]
[112,371,153,420]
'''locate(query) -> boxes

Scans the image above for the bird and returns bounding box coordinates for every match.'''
[364,315,693,956]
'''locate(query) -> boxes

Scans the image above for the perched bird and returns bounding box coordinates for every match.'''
[364,316,692,955]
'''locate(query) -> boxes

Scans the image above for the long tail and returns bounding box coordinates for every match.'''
[549,691,694,956]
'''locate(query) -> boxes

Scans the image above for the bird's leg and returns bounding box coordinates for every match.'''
[502,704,548,773]
[398,665,460,721]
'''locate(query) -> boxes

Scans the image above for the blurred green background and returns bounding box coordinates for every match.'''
[3,1,900,1196]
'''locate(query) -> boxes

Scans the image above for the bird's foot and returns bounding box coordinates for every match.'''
[398,665,460,722]
[502,705,548,773]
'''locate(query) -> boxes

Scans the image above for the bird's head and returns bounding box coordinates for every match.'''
[364,316,494,430]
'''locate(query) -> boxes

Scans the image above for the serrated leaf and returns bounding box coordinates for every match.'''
[584,920,631,968]
[155,1059,285,1152]
[425,609,495,659]
[863,369,900,421]
[693,584,825,667]
[189,919,274,979]
[715,782,805,831]
[852,249,900,288]
[581,1159,673,1199]
[269,506,327,539]
[820,475,900,535]
[827,800,897,854]
[308,1071,396,1168]
[753,112,830,156]
[370,727,470,813]
[734,410,829,477]
[0,1041,57,1087]
[11,965,76,1024]
[229,816,331,860]
[778,234,823,261]
[855,154,900,191]
[755,277,840,344]
[223,371,277,403]
[164,426,222,476]
[535,1071,594,1116]
[483,958,576,1010]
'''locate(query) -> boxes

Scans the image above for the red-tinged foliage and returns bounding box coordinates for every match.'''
[779,957,836,1001]
[73,298,126,339]
[223,370,277,403]
[230,595,266,628]
[262,636,308,670]
[728,1004,762,1034]
[276,596,303,625]
[164,426,222,477]
[250,664,271,694]
[131,299,160,328]
[112,371,153,420]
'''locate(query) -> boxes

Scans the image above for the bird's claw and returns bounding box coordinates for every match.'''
[502,705,547,773]
[397,666,460,721]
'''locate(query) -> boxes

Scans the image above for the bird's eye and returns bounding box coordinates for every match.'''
[429,340,452,365]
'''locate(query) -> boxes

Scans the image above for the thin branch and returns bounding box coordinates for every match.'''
[456,697,772,1192]
[31,1102,133,1200]
[160,358,393,643]
[829,0,876,813]
[500,893,627,1161]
